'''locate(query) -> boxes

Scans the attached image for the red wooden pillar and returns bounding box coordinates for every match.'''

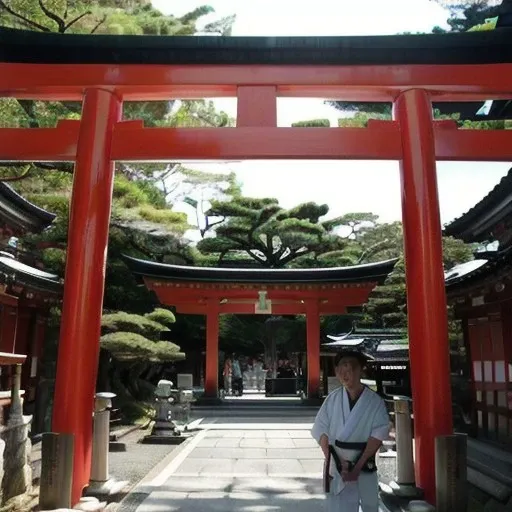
[394,89,453,504]
[204,300,219,398]
[306,300,321,398]
[52,88,121,505]
[0,300,18,353]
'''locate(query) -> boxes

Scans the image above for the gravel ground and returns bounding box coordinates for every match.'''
[109,429,177,486]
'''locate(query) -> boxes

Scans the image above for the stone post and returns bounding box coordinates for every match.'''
[8,364,23,426]
[390,397,422,499]
[39,433,74,509]
[435,433,468,512]
[1,363,33,503]
[395,398,415,485]
[90,392,115,483]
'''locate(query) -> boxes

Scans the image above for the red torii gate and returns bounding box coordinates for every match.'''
[1,27,512,505]
[124,256,397,399]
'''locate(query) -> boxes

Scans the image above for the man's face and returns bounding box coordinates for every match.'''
[336,357,362,388]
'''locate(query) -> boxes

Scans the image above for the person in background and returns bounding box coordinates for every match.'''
[253,357,265,392]
[223,357,232,396]
[311,350,389,512]
[231,355,243,396]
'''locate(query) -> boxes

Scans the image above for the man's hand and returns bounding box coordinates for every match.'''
[341,466,361,482]
[319,434,329,459]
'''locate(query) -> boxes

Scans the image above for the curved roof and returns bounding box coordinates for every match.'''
[443,168,512,243]
[0,256,62,295]
[444,259,489,287]
[123,255,397,285]
[0,182,55,233]
[1,27,512,66]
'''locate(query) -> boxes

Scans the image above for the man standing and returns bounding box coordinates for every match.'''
[311,350,390,512]
[231,355,243,396]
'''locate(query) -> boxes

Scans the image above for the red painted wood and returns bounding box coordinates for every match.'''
[237,86,277,127]
[1,63,511,101]
[146,280,379,303]
[0,352,26,365]
[52,89,121,506]
[0,120,79,162]
[111,123,402,161]
[205,300,219,398]
[174,302,349,316]
[2,121,512,163]
[395,89,452,505]
[306,301,321,399]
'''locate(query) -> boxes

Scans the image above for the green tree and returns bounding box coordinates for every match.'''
[100,308,184,420]
[431,1,501,33]
[291,119,330,127]
[0,1,236,186]
[197,197,376,268]
[363,234,474,328]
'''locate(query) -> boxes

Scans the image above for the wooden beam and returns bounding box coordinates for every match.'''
[237,86,277,127]
[1,63,511,102]
[0,120,79,162]
[2,119,512,163]
[151,286,374,304]
[111,121,402,161]
[174,301,350,315]
[0,352,26,365]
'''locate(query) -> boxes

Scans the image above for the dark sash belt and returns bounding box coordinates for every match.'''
[334,440,377,473]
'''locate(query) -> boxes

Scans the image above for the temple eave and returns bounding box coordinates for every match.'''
[123,255,397,286]
[443,167,512,243]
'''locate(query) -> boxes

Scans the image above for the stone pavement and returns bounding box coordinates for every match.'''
[132,426,325,511]
[122,422,390,512]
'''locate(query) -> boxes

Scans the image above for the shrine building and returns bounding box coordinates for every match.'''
[0,182,62,427]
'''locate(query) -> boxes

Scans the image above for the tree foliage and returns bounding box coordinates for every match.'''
[363,234,475,328]
[197,197,380,268]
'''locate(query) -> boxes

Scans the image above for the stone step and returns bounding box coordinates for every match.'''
[467,467,512,503]
[467,438,512,487]
[190,409,319,418]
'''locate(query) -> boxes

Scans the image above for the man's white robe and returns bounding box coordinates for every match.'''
[311,386,389,512]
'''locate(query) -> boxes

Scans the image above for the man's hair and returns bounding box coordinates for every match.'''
[334,350,368,368]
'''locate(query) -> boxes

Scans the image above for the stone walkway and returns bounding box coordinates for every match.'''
[123,423,391,512]
[133,427,325,511]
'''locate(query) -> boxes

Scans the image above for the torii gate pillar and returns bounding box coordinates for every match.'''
[306,300,321,398]
[204,300,220,398]
[395,89,453,504]
[52,88,121,505]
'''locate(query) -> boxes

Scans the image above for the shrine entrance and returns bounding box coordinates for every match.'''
[124,256,396,401]
[1,26,512,505]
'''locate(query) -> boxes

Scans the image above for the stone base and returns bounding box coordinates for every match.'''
[108,441,126,453]
[142,432,191,445]
[408,500,435,511]
[389,480,424,499]
[1,415,33,503]
[194,396,223,406]
[41,496,107,511]
[86,479,129,497]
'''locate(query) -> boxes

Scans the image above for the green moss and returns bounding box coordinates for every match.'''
[137,204,188,228]
[25,193,69,217]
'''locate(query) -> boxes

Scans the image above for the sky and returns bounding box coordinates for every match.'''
[151,0,511,228]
